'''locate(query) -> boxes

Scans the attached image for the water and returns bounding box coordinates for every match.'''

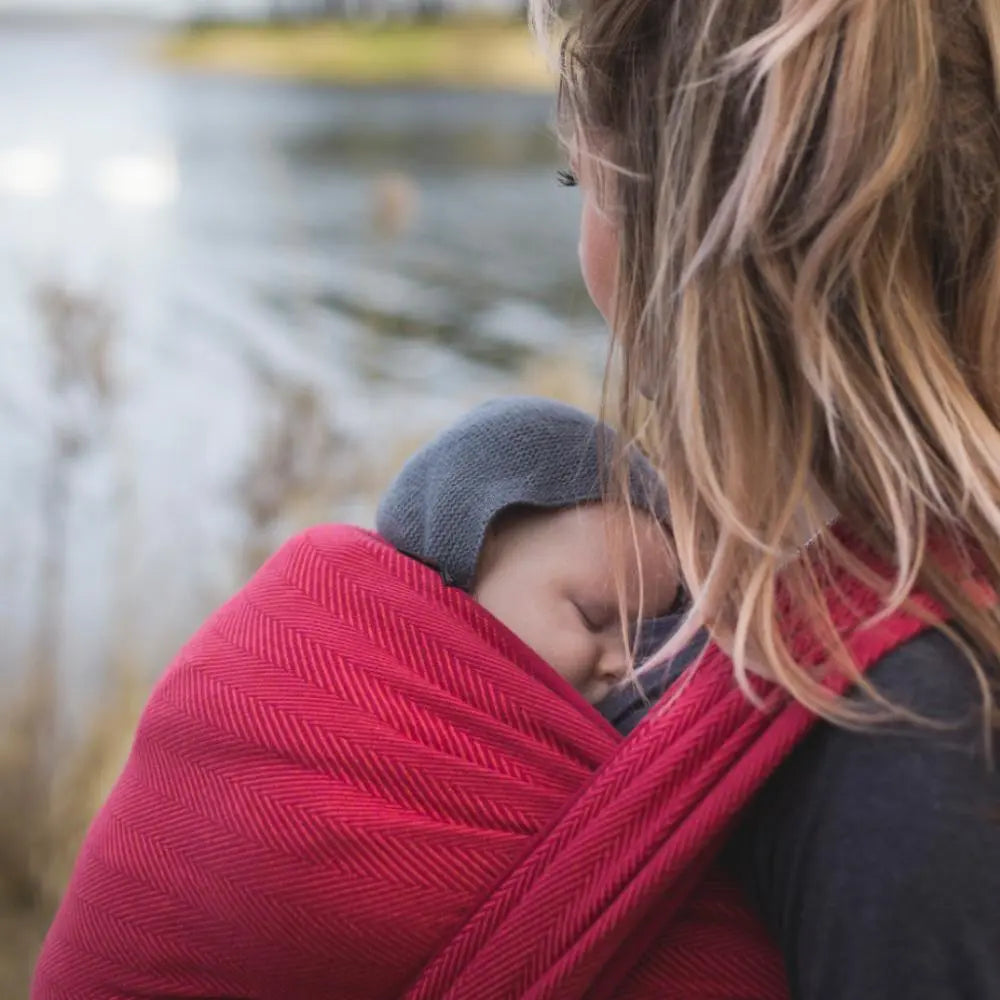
[0,22,606,690]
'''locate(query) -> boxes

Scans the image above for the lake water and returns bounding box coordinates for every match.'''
[0,21,606,692]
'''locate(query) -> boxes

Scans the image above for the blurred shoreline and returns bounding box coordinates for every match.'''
[0,22,594,993]
[159,20,554,91]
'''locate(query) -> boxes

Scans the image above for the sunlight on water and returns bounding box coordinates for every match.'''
[0,145,62,199]
[94,149,179,209]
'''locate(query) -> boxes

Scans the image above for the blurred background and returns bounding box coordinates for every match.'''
[0,2,605,990]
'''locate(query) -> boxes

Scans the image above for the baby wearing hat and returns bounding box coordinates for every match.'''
[377,397,681,705]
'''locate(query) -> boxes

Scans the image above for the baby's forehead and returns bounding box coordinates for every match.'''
[487,498,644,546]
[494,502,667,569]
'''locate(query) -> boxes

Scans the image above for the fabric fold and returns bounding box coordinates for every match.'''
[32,524,937,1000]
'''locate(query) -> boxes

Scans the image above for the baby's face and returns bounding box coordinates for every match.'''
[473,504,679,704]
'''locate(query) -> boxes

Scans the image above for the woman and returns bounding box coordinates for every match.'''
[559,0,1000,995]
[33,1,1000,997]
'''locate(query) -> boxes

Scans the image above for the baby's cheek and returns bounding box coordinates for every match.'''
[544,629,600,690]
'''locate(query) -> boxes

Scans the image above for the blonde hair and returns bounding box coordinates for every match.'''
[535,0,1000,736]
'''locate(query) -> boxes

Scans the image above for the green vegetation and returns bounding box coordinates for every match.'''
[160,20,555,92]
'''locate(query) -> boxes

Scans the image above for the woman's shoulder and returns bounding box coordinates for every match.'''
[731,627,1000,1000]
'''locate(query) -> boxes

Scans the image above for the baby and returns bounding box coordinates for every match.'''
[376,397,681,705]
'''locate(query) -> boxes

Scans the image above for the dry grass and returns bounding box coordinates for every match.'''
[0,667,147,995]
[517,352,604,413]
[160,20,554,92]
[0,282,145,995]
[237,351,604,578]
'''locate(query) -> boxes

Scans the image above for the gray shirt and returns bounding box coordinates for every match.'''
[601,623,1000,1000]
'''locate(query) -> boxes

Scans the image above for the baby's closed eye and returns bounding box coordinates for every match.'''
[571,599,619,634]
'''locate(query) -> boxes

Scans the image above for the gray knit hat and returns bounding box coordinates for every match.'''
[375,396,668,591]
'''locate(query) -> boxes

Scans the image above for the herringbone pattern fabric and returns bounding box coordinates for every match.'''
[31,525,936,999]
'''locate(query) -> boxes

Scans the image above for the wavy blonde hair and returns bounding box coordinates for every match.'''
[536,0,1000,735]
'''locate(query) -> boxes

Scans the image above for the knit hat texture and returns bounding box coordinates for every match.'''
[376,396,668,591]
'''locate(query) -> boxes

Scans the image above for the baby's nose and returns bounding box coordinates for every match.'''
[597,643,629,684]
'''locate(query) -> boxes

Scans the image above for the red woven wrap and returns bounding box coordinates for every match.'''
[32,525,936,999]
